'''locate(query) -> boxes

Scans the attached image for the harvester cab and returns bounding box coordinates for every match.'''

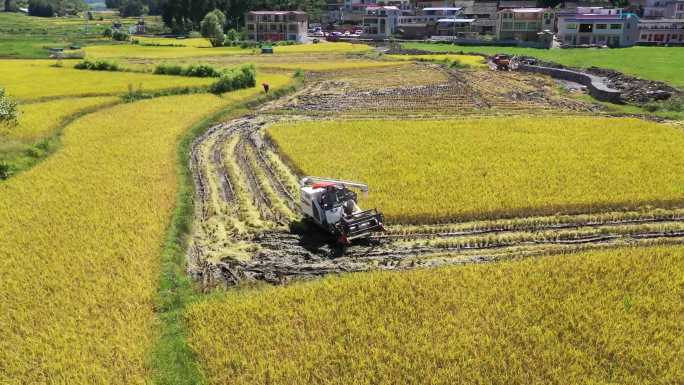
[299,176,385,244]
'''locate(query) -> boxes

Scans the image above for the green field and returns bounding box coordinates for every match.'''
[269,117,684,223]
[186,244,684,385]
[0,12,164,58]
[402,43,684,88]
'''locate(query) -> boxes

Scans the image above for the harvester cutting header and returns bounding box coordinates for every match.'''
[299,176,385,244]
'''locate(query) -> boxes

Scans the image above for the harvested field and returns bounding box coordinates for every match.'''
[188,112,684,288]
[184,61,684,289]
[277,65,596,116]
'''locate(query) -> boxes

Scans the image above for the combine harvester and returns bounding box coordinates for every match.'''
[299,176,385,244]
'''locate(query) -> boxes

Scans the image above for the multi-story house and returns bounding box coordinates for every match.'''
[556,7,639,47]
[496,8,554,42]
[639,18,684,43]
[643,0,684,18]
[245,11,308,42]
[362,6,402,37]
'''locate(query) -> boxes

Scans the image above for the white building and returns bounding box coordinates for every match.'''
[362,6,402,38]
[556,7,640,47]
[643,0,684,19]
[638,18,684,43]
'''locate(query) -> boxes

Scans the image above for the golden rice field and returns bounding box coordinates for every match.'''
[258,60,408,72]
[132,36,213,48]
[0,75,292,384]
[0,60,215,100]
[0,96,119,141]
[185,244,684,385]
[268,117,684,223]
[84,42,370,60]
[386,53,487,68]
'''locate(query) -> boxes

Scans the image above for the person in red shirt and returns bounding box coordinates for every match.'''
[262,82,270,93]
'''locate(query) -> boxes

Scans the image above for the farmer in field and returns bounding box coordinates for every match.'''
[262,82,270,94]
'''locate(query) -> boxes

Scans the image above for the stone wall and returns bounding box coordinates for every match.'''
[518,64,622,103]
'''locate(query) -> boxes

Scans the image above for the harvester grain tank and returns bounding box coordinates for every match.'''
[299,176,385,244]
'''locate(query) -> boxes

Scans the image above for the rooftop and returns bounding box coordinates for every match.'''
[437,18,476,23]
[248,10,307,14]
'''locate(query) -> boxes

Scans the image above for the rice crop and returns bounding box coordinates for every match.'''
[84,44,248,59]
[0,60,215,100]
[271,42,371,54]
[268,117,684,223]
[132,36,213,48]
[386,53,487,68]
[259,60,408,72]
[186,244,684,385]
[0,75,292,384]
[84,42,370,60]
[0,96,119,141]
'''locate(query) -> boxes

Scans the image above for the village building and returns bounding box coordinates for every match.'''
[496,8,555,42]
[362,6,402,37]
[556,7,639,47]
[643,0,684,19]
[245,11,308,42]
[638,18,684,43]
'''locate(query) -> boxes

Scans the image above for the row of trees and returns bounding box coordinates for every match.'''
[161,0,325,32]
[105,0,162,16]
[26,0,87,16]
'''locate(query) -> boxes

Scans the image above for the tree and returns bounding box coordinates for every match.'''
[28,0,54,16]
[120,0,146,16]
[105,0,122,8]
[201,9,226,47]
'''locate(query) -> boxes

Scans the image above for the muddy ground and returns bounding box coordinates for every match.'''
[187,63,684,288]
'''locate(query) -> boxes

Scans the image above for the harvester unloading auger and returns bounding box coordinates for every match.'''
[299,176,385,244]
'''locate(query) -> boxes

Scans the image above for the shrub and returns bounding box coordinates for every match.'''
[154,63,221,78]
[184,64,221,78]
[0,162,12,180]
[153,63,183,76]
[74,60,120,71]
[188,31,202,38]
[103,27,112,37]
[209,65,256,94]
[0,88,18,126]
[112,30,129,41]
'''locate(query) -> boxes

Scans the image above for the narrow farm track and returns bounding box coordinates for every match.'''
[187,66,684,287]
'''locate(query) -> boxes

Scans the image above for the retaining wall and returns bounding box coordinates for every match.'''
[518,64,621,103]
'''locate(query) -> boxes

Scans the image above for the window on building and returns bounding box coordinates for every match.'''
[289,13,296,21]
[502,21,513,29]
[640,34,647,39]
[566,23,577,29]
[248,24,255,31]
[596,24,607,29]
[247,14,254,21]
[579,23,593,32]
[514,22,526,29]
